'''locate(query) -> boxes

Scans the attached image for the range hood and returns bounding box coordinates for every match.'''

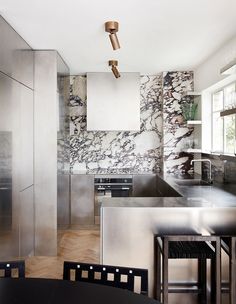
[87,72,140,131]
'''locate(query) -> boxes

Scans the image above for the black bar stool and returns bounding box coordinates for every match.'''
[154,231,221,304]
[208,226,236,304]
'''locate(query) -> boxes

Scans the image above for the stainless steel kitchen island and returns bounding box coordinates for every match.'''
[100,174,236,303]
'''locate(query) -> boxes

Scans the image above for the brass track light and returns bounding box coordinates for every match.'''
[109,60,120,78]
[105,21,120,50]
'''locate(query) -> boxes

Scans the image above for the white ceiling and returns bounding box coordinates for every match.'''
[0,0,236,74]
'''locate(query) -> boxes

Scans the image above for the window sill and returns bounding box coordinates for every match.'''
[201,151,236,161]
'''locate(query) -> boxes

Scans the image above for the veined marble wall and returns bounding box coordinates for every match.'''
[163,71,194,173]
[69,72,194,174]
[70,75,163,174]
[202,153,236,183]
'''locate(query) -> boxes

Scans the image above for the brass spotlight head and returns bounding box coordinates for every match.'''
[108,60,120,78]
[105,21,120,50]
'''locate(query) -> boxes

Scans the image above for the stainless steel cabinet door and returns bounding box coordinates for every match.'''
[0,72,34,259]
[57,174,70,228]
[19,185,34,256]
[71,175,94,225]
[19,85,33,190]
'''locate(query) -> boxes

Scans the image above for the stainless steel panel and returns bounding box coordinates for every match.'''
[0,72,33,191]
[132,174,158,197]
[19,85,33,190]
[0,16,33,89]
[156,175,182,197]
[71,175,94,225]
[57,174,70,228]
[34,51,58,256]
[19,186,34,256]
[0,71,33,259]
[101,202,236,301]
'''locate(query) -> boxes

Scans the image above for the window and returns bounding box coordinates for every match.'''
[212,83,236,155]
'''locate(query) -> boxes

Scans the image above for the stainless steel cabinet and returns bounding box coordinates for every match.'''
[0,72,33,191]
[71,175,94,225]
[0,72,34,259]
[0,16,33,89]
[57,174,70,228]
[132,174,158,197]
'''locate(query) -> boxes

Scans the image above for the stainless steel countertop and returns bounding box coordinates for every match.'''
[101,173,236,208]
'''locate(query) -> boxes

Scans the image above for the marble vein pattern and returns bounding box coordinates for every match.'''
[163,71,194,173]
[69,75,163,174]
[57,76,70,173]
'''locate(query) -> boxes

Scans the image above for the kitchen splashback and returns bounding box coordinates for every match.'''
[69,72,194,174]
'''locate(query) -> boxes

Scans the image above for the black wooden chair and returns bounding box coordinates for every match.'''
[63,261,148,295]
[0,260,25,278]
[154,234,221,304]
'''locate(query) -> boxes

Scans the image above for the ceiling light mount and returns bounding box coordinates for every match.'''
[105,21,120,50]
[105,21,119,33]
[109,60,120,78]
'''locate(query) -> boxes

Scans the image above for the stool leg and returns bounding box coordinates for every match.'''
[230,237,236,304]
[198,258,207,304]
[155,239,161,301]
[211,257,216,304]
[215,238,221,304]
[163,238,169,304]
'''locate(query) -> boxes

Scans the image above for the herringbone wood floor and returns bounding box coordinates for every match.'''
[25,229,100,279]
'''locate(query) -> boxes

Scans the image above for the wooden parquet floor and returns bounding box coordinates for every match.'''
[25,229,100,279]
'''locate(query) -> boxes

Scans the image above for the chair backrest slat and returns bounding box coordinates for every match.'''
[0,260,25,278]
[63,261,148,295]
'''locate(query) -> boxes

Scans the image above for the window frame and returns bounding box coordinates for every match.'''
[211,82,236,155]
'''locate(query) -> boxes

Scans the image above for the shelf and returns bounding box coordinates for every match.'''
[187,120,202,125]
[186,91,202,96]
[220,108,236,117]
[183,149,202,153]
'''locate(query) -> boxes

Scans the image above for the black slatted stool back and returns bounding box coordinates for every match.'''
[0,260,25,278]
[63,261,148,295]
[154,234,221,304]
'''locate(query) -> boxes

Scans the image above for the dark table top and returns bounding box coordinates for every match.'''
[0,278,159,304]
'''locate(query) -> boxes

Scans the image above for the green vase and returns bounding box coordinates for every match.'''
[181,103,198,121]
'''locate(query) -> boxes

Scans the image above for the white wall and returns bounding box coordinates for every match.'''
[194,35,236,91]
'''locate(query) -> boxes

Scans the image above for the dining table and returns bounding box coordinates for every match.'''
[0,277,160,304]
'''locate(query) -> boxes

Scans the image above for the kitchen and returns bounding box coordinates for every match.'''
[0,1,236,303]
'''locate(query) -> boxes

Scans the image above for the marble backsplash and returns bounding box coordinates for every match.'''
[69,72,194,174]
[202,153,236,183]
[163,71,194,173]
[70,75,163,174]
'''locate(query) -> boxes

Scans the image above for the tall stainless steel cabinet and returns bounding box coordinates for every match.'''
[0,72,34,258]
[71,175,94,225]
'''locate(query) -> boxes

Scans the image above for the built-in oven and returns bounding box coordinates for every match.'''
[94,175,132,224]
